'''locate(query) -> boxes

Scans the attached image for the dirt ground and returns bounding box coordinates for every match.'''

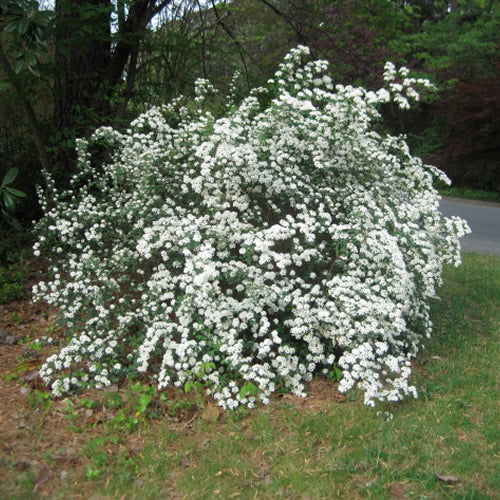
[0,270,346,498]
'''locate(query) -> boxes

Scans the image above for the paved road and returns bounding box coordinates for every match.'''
[440,197,500,257]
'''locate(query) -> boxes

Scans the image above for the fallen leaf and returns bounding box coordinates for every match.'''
[52,447,80,463]
[84,411,105,426]
[354,462,368,471]
[23,369,40,383]
[200,438,211,448]
[127,443,145,456]
[34,463,52,489]
[0,330,18,345]
[21,348,40,360]
[201,402,221,423]
[52,399,72,414]
[280,393,301,403]
[436,474,459,484]
[389,483,406,498]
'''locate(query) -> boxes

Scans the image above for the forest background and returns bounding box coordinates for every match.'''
[0,0,499,262]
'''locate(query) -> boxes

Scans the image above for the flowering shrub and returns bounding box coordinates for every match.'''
[34,47,469,408]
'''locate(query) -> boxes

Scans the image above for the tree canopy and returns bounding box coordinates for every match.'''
[0,0,498,226]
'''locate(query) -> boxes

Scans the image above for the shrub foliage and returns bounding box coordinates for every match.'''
[34,47,469,408]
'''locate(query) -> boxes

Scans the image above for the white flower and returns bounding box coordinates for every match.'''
[33,47,468,410]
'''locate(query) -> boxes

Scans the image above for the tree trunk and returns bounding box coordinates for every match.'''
[54,0,112,172]
[54,0,172,175]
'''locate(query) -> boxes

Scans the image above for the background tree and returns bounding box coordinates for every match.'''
[0,0,498,236]
[0,0,52,171]
[404,0,500,189]
[257,0,408,87]
[53,0,176,171]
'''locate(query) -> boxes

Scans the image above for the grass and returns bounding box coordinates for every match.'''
[439,186,500,203]
[0,253,499,499]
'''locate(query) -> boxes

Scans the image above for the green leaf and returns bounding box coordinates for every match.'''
[5,187,27,198]
[1,209,22,230]
[135,393,152,414]
[239,382,259,399]
[3,168,18,185]
[327,363,343,382]
[17,18,30,36]
[198,361,216,374]
[11,217,22,231]
[85,465,102,481]
[14,59,24,74]
[2,191,17,212]
[0,81,12,92]
[184,381,201,393]
[26,52,38,67]
[4,22,18,33]
[27,65,41,77]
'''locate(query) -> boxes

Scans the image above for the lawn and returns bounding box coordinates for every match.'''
[439,186,500,203]
[0,253,498,499]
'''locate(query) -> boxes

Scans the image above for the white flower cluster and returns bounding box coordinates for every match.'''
[34,46,469,407]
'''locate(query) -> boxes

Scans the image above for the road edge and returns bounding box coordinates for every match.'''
[441,196,500,208]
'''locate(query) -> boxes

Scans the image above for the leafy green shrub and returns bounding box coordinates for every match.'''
[0,86,47,227]
[34,47,469,409]
[0,266,26,304]
[0,223,34,266]
[1,168,27,230]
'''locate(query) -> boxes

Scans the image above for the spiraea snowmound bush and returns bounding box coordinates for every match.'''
[34,47,469,408]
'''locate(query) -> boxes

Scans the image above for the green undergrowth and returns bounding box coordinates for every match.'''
[1,253,499,499]
[0,265,27,304]
[0,226,33,303]
[439,186,500,203]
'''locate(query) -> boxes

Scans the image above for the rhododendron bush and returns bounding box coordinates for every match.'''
[34,47,469,408]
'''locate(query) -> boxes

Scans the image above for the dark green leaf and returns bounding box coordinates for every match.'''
[1,209,22,231]
[14,59,24,74]
[4,22,18,33]
[27,65,41,77]
[2,191,17,212]
[26,52,38,67]
[0,81,12,92]
[17,18,30,35]
[5,187,27,198]
[3,168,18,185]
